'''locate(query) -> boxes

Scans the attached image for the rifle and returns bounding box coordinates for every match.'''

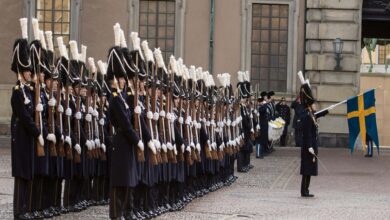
[158,75,168,164]
[202,85,212,159]
[32,44,45,157]
[134,51,145,162]
[165,68,176,163]
[64,61,73,160]
[177,76,185,162]
[55,75,65,157]
[73,65,82,163]
[147,59,158,165]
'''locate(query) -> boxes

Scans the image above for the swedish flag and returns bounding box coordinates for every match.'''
[347,89,379,153]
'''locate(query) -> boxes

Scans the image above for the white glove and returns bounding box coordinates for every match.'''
[93,109,99,117]
[173,144,178,155]
[167,142,173,151]
[86,140,92,150]
[153,139,161,150]
[153,112,159,121]
[160,110,166,118]
[179,117,184,124]
[161,143,167,153]
[101,143,106,152]
[186,145,191,153]
[61,135,64,142]
[256,124,260,131]
[38,134,44,146]
[147,111,153,120]
[196,143,201,152]
[166,112,171,121]
[48,98,56,107]
[227,119,231,126]
[190,142,195,148]
[251,128,254,133]
[35,103,43,112]
[46,133,56,144]
[147,140,156,154]
[137,140,144,151]
[85,114,92,122]
[95,138,101,148]
[65,108,72,116]
[308,147,315,155]
[212,142,217,150]
[88,106,94,114]
[181,144,185,153]
[65,136,72,146]
[91,140,96,149]
[99,118,105,126]
[75,112,82,120]
[74,144,81,154]
[58,105,64,113]
[134,105,142,114]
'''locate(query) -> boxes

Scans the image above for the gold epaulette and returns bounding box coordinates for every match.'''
[127,91,132,96]
[113,92,118,97]
[14,85,19,90]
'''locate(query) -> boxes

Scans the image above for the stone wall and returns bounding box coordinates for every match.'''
[305,0,362,147]
[360,73,390,147]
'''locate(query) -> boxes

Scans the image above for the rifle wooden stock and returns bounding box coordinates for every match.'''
[48,85,57,157]
[134,52,145,163]
[55,88,65,157]
[34,55,45,157]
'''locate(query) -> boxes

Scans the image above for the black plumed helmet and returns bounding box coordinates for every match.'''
[106,46,127,81]
[300,84,316,106]
[11,38,32,74]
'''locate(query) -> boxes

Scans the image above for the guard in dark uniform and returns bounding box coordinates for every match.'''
[107,38,143,219]
[11,18,45,220]
[276,97,290,146]
[299,76,328,197]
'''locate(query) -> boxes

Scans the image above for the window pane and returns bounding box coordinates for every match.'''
[159,1,167,13]
[148,14,157,25]
[54,23,61,34]
[62,23,69,34]
[167,1,175,13]
[167,14,175,26]
[63,11,70,22]
[63,0,70,10]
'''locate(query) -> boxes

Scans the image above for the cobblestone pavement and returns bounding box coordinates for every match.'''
[1,147,390,219]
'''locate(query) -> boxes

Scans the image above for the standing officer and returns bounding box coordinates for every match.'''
[298,73,328,198]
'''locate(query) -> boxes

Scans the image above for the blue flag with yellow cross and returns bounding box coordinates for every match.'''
[346,89,379,153]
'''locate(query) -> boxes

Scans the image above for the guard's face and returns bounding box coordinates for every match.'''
[118,77,126,90]
[311,103,317,111]
[45,78,52,90]
[68,85,74,95]
[80,87,87,97]
[22,71,32,82]
[174,97,179,107]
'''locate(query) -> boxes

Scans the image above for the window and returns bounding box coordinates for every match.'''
[251,4,289,92]
[36,0,71,49]
[139,0,176,63]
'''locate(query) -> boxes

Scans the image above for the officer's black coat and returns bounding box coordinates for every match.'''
[11,84,40,180]
[109,91,140,187]
[173,108,185,183]
[300,109,328,176]
[240,104,253,153]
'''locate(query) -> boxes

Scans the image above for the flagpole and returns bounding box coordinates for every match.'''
[314,87,379,116]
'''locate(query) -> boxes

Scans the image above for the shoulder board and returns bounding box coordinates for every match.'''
[14,85,19,90]
[113,92,118,97]
[127,91,132,96]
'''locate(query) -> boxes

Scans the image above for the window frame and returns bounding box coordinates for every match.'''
[128,0,186,59]
[241,0,296,94]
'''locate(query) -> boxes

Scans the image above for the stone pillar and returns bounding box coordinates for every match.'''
[305,0,362,147]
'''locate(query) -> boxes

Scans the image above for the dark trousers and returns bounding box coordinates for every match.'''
[32,176,45,211]
[109,186,129,219]
[13,177,33,216]
[301,175,311,195]
[280,125,288,146]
